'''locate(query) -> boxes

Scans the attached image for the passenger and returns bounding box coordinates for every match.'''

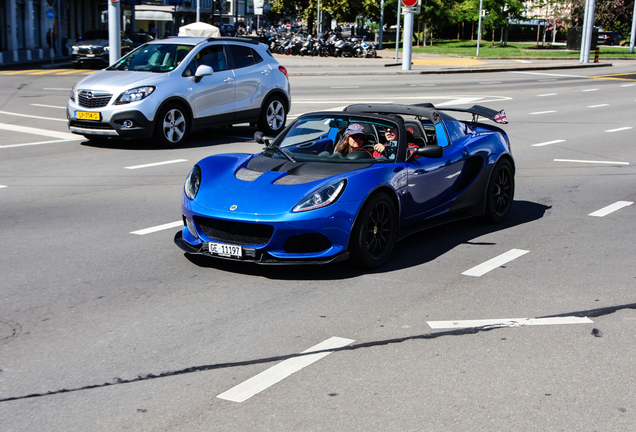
[372,126,398,159]
[334,123,371,156]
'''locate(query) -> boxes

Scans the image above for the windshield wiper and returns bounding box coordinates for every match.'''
[265,142,296,162]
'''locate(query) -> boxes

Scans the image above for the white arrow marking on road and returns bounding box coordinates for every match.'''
[217,337,355,403]
[427,316,593,329]
[130,221,182,235]
[589,201,633,217]
[462,249,530,277]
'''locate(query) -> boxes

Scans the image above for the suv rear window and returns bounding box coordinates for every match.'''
[230,45,263,69]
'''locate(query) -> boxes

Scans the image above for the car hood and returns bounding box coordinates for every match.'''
[193,153,369,216]
[76,39,109,47]
[75,70,172,90]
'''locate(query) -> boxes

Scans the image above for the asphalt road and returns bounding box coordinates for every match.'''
[1,62,635,431]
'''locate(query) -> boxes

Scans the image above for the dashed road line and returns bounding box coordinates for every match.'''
[587,104,609,108]
[461,249,529,277]
[130,221,182,235]
[125,159,188,170]
[554,159,629,165]
[532,139,565,147]
[0,139,79,149]
[605,126,633,133]
[582,88,599,92]
[31,104,66,109]
[537,93,557,97]
[0,110,66,122]
[589,201,633,217]
[0,185,7,189]
[217,337,355,403]
[427,316,593,329]
[530,110,556,115]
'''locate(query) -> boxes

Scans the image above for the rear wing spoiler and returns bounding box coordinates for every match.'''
[413,103,508,124]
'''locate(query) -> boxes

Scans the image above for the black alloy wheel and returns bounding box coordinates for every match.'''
[351,192,397,269]
[483,159,514,223]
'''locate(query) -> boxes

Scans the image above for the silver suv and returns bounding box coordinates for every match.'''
[67,37,291,147]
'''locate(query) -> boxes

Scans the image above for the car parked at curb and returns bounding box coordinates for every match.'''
[67,37,291,147]
[175,103,514,269]
[597,31,623,46]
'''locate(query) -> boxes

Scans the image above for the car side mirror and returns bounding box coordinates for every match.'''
[410,145,443,160]
[254,131,271,146]
[194,65,214,83]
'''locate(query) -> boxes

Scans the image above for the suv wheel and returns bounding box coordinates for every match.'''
[154,103,189,147]
[258,95,286,135]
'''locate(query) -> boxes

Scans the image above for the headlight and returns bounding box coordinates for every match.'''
[114,86,155,105]
[69,82,76,102]
[293,179,346,212]
[72,46,79,54]
[104,46,110,52]
[184,165,201,200]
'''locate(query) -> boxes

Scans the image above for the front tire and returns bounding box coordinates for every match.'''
[483,159,514,223]
[258,95,287,135]
[154,103,189,148]
[350,192,397,269]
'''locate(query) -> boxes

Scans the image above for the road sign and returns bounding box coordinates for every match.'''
[46,9,55,19]
[402,0,417,6]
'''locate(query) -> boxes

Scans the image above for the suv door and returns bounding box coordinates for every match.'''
[185,44,235,125]
[227,44,269,122]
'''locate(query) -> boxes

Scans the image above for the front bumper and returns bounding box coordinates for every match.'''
[174,230,350,265]
[67,109,154,139]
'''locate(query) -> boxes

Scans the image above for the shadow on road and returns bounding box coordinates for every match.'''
[184,200,552,280]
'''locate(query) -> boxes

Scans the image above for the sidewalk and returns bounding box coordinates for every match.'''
[276,48,614,76]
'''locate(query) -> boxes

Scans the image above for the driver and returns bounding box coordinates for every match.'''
[334,123,385,158]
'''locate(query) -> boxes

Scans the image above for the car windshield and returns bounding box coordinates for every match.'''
[266,115,398,163]
[110,43,194,72]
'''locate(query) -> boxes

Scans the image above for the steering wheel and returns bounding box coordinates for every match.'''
[346,149,373,160]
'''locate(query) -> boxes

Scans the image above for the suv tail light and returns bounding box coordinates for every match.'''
[278,65,288,79]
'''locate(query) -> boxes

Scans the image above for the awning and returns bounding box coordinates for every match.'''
[134,5,175,22]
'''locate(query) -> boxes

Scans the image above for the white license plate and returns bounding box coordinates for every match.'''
[208,242,242,259]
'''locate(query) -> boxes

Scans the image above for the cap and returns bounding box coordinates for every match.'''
[345,123,365,136]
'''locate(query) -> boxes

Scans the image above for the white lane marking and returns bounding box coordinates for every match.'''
[462,249,529,277]
[509,71,586,78]
[589,201,633,217]
[427,316,593,329]
[0,185,7,189]
[621,84,636,87]
[217,337,355,403]
[0,123,79,140]
[0,139,80,149]
[554,159,629,165]
[515,60,533,64]
[43,88,71,91]
[537,93,557,97]
[538,79,557,82]
[0,110,66,122]
[532,139,565,147]
[130,221,182,235]
[330,86,359,89]
[31,104,67,109]
[530,110,556,115]
[125,159,188,170]
[588,104,609,108]
[446,171,461,179]
[605,126,633,133]
[583,88,599,92]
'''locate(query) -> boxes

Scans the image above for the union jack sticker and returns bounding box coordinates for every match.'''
[494,110,508,124]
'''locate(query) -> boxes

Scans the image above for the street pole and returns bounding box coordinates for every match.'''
[630,0,636,53]
[108,0,121,66]
[395,0,401,62]
[582,0,596,63]
[476,0,483,56]
[402,7,413,70]
[317,0,321,34]
[580,0,591,62]
[379,0,384,50]
[196,0,200,22]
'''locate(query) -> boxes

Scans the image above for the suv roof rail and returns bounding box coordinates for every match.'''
[205,37,261,45]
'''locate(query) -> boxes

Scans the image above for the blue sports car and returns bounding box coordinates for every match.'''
[175,103,514,268]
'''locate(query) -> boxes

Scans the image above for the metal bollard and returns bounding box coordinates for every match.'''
[594,46,599,63]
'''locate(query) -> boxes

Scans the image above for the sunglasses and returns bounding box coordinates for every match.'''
[351,135,365,142]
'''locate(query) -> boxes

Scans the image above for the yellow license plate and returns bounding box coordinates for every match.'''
[76,111,101,121]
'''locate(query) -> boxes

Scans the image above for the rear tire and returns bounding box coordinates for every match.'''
[258,95,287,135]
[154,103,189,148]
[483,159,514,223]
[350,192,397,269]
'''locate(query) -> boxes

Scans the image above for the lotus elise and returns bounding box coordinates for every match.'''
[175,103,514,268]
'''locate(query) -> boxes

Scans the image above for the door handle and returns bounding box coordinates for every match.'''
[224,77,233,83]
[261,70,270,75]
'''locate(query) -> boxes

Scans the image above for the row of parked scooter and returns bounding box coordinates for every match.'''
[261,30,377,58]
